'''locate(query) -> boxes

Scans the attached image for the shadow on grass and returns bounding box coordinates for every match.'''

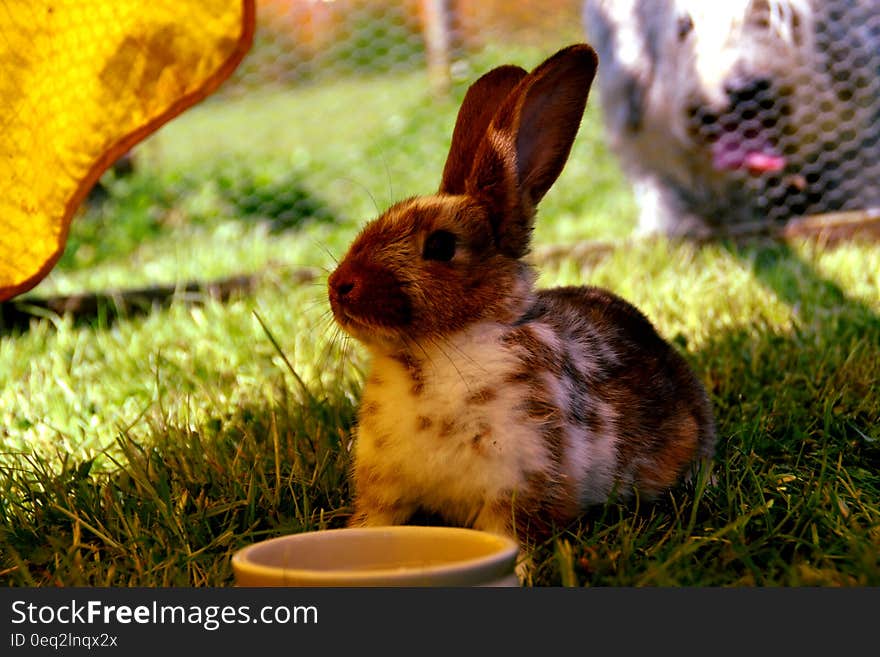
[0,275,262,335]
[0,265,321,335]
[711,240,880,460]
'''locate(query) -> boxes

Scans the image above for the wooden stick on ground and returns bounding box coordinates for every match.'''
[780,208,880,243]
[533,207,880,266]
[0,267,317,332]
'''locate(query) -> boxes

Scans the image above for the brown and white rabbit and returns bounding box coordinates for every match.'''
[327,44,716,544]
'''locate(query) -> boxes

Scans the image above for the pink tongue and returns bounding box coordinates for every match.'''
[712,135,785,174]
[712,141,785,174]
[743,151,786,173]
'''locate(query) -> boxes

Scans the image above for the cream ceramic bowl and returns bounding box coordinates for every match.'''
[232,526,520,587]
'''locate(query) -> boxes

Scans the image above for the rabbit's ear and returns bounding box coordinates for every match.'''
[468,44,598,258]
[439,65,528,194]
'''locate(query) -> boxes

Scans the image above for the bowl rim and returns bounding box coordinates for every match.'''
[231,525,520,586]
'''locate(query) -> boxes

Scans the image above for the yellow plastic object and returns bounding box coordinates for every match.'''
[0,0,256,301]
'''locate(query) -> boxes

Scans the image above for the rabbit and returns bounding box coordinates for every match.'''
[327,44,717,545]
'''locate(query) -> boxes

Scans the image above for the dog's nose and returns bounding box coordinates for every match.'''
[725,76,773,103]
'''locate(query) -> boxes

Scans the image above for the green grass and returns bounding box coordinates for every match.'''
[1,52,878,586]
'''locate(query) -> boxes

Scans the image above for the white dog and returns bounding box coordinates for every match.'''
[583,0,880,236]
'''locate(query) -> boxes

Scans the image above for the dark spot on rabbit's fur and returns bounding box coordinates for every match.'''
[503,325,564,376]
[560,357,600,429]
[499,355,568,471]
[523,395,562,425]
[466,387,498,405]
[390,351,424,396]
[438,416,457,438]
[356,402,380,435]
[470,423,492,454]
[416,415,433,431]
[504,369,534,385]
[575,403,606,435]
[355,463,382,487]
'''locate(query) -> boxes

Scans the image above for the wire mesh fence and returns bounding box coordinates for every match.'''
[585,0,880,235]
[227,1,584,93]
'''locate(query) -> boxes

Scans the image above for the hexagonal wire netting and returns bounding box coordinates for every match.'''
[582,0,880,234]
[230,0,583,90]
[767,0,880,222]
[144,0,879,239]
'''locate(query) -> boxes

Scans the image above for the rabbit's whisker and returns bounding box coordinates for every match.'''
[432,334,483,382]
[310,239,340,266]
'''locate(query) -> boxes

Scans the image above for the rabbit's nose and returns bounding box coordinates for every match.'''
[328,267,358,303]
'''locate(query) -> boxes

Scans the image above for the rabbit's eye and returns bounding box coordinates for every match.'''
[422,230,457,262]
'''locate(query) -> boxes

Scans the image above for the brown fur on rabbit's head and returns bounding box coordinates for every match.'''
[328,45,599,349]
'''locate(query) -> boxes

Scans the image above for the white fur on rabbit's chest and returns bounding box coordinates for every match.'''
[354,323,613,514]
[357,327,540,498]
